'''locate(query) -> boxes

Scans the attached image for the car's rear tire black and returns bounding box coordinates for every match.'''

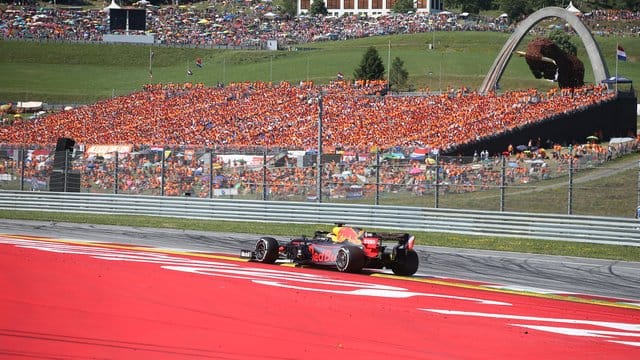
[391,249,419,276]
[254,237,279,264]
[335,246,366,273]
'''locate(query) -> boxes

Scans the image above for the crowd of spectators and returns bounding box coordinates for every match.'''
[0,79,624,198]
[0,80,615,151]
[1,3,638,47]
[0,2,637,198]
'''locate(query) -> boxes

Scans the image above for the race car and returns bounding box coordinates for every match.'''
[240,223,419,276]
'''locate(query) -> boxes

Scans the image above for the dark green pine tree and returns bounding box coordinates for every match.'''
[275,0,298,18]
[392,0,416,14]
[389,56,409,91]
[353,46,386,81]
[309,0,328,16]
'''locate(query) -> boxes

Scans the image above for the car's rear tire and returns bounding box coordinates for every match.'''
[391,249,419,276]
[254,237,279,264]
[335,246,366,273]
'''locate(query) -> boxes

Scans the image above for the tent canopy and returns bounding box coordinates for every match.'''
[104,0,120,11]
[566,1,581,14]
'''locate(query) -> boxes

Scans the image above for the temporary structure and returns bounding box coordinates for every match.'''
[565,1,581,15]
[104,0,120,12]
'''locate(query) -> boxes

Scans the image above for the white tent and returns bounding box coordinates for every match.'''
[16,101,43,111]
[566,1,581,14]
[104,0,120,12]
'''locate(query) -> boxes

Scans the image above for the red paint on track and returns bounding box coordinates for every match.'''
[0,237,638,359]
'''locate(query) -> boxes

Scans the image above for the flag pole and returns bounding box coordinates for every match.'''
[149,48,154,79]
[387,39,391,94]
[615,42,619,93]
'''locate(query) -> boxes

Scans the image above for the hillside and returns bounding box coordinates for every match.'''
[1,31,637,103]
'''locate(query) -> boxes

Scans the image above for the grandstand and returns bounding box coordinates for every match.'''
[0,80,633,156]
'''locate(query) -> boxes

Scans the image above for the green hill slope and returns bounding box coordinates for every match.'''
[1,32,636,103]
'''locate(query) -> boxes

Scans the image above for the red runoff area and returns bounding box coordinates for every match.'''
[0,239,638,360]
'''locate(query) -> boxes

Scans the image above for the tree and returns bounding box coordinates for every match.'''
[353,47,386,81]
[458,0,481,13]
[392,0,416,14]
[389,57,409,91]
[547,29,577,56]
[309,0,328,16]
[275,0,297,18]
[446,0,495,13]
[498,0,532,20]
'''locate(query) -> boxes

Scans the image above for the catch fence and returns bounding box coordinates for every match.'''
[0,142,638,218]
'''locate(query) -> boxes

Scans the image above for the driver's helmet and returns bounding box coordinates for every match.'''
[330,226,343,243]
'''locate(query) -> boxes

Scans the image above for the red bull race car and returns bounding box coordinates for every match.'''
[240,224,419,276]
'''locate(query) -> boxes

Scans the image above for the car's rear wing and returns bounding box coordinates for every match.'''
[369,232,415,250]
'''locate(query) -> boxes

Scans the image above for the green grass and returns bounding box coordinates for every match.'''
[435,154,640,217]
[1,209,638,262]
[1,32,637,103]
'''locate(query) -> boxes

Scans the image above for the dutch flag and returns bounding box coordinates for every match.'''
[617,45,627,61]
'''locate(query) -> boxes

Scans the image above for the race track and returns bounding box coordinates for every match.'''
[1,219,639,302]
[1,230,639,359]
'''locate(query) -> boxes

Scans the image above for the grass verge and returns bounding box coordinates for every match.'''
[1,209,638,262]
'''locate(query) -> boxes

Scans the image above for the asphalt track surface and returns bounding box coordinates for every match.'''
[1,219,639,303]
[2,233,640,359]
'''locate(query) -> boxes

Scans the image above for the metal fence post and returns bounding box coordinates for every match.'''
[209,148,213,199]
[375,151,380,206]
[500,155,506,211]
[262,151,267,201]
[20,147,25,191]
[64,149,69,192]
[114,151,119,195]
[316,94,323,203]
[568,156,574,215]
[161,147,165,197]
[434,154,440,208]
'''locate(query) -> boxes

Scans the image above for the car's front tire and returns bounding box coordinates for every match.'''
[254,237,279,264]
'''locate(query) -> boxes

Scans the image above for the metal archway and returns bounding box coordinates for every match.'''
[479,7,609,94]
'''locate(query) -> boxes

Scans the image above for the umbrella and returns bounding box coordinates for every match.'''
[586,135,599,141]
[356,174,368,184]
[409,167,424,175]
[383,152,405,160]
[516,145,528,151]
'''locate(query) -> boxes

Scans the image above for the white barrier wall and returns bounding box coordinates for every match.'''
[103,34,155,44]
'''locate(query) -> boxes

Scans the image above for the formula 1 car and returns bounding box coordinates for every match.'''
[240,224,419,276]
